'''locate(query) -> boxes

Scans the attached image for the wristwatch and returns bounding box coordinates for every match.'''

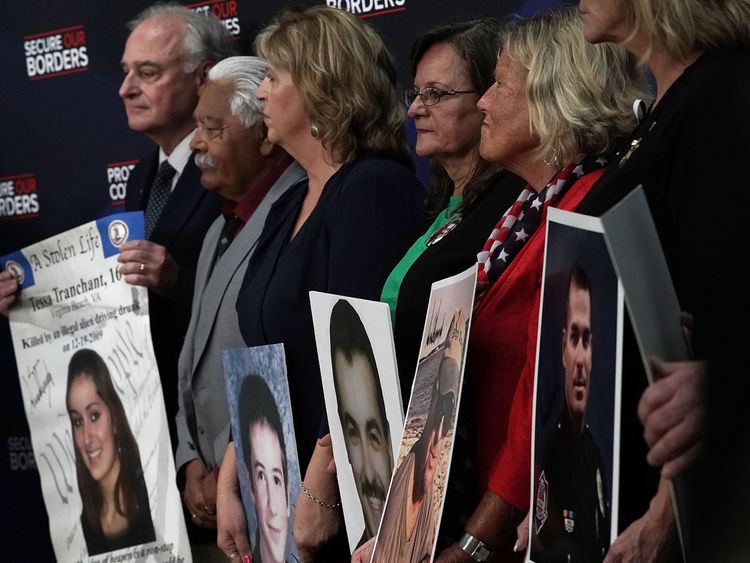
[458,532,494,562]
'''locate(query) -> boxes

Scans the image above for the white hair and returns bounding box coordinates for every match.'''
[128,2,236,72]
[207,56,266,128]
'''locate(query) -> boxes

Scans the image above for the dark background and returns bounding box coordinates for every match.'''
[0,0,564,557]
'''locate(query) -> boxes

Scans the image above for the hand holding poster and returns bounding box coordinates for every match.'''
[0,212,190,562]
[310,292,404,553]
[599,187,690,561]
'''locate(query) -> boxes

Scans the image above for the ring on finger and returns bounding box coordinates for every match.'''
[139,263,146,273]
[228,552,239,560]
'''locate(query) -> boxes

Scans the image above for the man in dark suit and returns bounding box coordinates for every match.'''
[115,4,235,453]
[174,56,304,540]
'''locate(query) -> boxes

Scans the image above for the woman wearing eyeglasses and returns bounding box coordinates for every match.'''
[428,9,647,562]
[380,19,524,402]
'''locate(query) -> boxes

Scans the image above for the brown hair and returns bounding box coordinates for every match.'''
[410,18,507,219]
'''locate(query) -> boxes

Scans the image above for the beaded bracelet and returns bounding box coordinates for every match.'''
[300,481,341,510]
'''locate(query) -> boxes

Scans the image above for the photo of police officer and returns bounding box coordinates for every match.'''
[530,215,621,563]
[532,262,610,563]
[329,299,394,547]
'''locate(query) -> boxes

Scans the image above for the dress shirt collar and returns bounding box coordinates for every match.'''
[158,129,196,192]
[223,155,295,226]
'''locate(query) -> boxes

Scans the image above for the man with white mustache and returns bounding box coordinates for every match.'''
[533,261,609,563]
[173,55,304,551]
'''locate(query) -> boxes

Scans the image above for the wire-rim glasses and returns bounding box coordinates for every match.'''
[404,86,477,107]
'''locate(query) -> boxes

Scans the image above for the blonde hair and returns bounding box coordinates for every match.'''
[504,7,647,165]
[629,0,750,62]
[254,6,410,166]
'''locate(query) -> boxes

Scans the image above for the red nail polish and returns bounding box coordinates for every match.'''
[243,555,252,563]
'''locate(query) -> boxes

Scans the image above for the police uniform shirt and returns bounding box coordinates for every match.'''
[533,413,610,563]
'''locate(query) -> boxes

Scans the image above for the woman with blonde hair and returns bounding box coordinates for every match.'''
[573,0,750,560]
[428,7,646,562]
[216,6,424,562]
[353,7,645,563]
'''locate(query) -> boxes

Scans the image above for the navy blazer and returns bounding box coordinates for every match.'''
[126,148,222,447]
[236,156,425,469]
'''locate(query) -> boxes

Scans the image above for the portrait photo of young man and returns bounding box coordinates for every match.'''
[530,214,623,563]
[310,293,404,552]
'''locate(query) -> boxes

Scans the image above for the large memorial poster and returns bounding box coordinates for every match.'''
[1,211,190,562]
[529,208,622,563]
[224,344,301,563]
[310,292,404,553]
[371,266,476,563]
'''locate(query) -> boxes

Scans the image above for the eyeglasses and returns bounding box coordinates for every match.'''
[196,119,229,141]
[404,86,477,107]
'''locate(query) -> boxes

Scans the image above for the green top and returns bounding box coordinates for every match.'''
[380,195,462,326]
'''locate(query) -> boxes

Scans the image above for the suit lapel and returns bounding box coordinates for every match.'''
[125,150,158,212]
[192,217,222,317]
[248,174,307,320]
[178,215,221,376]
[149,158,205,247]
[189,224,252,375]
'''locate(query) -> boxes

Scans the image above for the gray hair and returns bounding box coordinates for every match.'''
[128,1,237,72]
[207,56,266,128]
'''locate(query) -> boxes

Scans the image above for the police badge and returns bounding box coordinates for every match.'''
[535,471,549,533]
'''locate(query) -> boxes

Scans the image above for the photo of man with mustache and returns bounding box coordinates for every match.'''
[330,299,394,547]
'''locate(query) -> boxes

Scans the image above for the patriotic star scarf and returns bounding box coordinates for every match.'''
[475,154,607,298]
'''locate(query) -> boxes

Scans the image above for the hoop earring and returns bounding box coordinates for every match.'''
[310,124,320,139]
[543,147,559,167]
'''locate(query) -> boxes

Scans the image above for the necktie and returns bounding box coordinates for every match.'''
[214,214,243,261]
[144,161,176,238]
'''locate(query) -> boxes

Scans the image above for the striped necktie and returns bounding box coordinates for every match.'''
[144,160,176,238]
